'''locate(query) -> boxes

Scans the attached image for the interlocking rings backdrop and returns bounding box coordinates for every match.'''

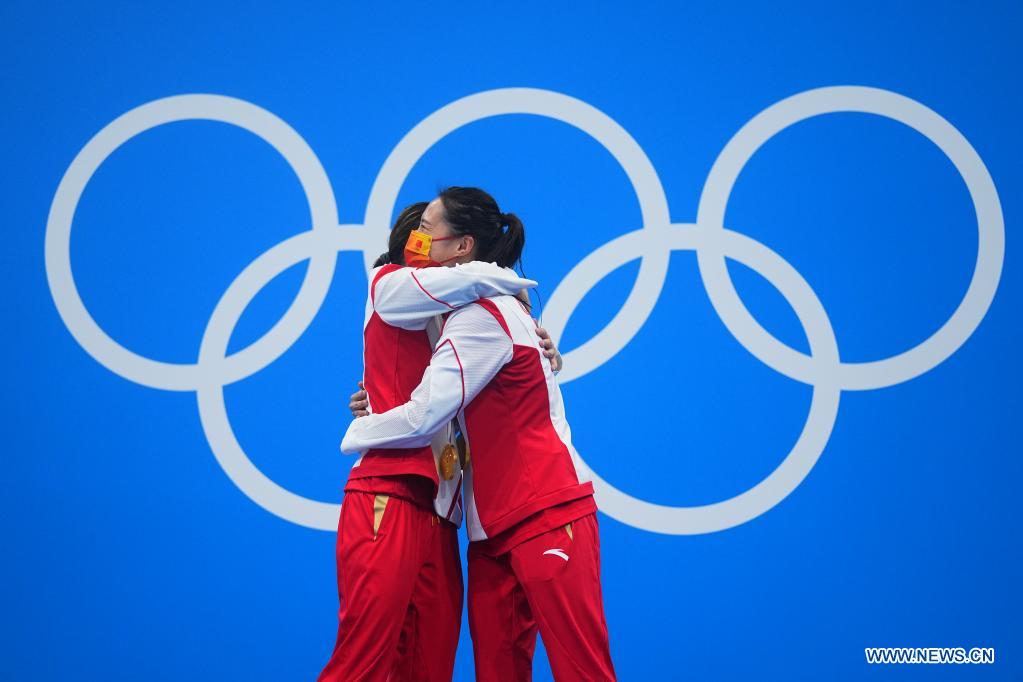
[45,87,1003,534]
[9,4,1020,680]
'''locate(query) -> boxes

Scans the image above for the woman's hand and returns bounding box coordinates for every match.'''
[535,325,563,375]
[349,380,369,417]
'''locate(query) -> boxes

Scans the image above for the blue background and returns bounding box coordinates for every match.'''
[3,1,1020,679]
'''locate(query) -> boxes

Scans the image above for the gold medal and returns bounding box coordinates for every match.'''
[439,443,458,481]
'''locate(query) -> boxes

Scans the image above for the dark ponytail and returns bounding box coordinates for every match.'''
[436,187,525,269]
[489,212,525,269]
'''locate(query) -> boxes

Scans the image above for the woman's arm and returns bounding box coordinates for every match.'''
[372,262,537,330]
[340,303,514,453]
[345,324,561,418]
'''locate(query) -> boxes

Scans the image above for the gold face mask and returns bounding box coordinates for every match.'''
[404,229,458,268]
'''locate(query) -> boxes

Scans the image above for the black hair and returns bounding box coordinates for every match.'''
[373,201,429,268]
[436,186,525,269]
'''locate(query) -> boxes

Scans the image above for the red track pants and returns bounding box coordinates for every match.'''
[467,513,616,681]
[318,491,463,681]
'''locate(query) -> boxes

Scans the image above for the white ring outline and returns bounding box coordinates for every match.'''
[696,86,1004,390]
[207,88,679,528]
[364,88,673,381]
[43,87,1004,533]
[553,225,841,534]
[44,94,341,391]
[197,227,372,528]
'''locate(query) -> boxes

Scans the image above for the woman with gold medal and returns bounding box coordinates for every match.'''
[341,187,615,681]
[318,201,560,682]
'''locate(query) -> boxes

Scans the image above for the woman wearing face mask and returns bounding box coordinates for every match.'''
[341,187,617,681]
[318,202,538,682]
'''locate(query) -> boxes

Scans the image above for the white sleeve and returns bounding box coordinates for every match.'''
[340,303,513,453]
[373,262,537,330]
[546,374,592,483]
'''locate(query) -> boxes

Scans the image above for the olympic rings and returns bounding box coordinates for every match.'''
[44,86,1004,533]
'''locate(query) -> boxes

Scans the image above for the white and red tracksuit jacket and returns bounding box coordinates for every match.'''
[346,262,536,526]
[341,293,595,544]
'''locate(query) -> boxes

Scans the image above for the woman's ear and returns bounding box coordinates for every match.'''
[459,234,476,258]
